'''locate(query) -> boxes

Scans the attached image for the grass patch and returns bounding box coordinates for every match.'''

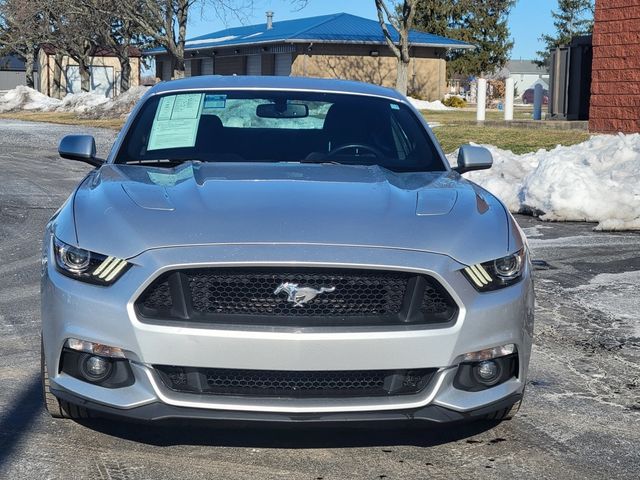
[433,124,590,155]
[0,111,125,130]
[421,107,590,154]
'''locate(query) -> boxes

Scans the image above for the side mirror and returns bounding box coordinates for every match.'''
[454,145,493,174]
[58,135,103,167]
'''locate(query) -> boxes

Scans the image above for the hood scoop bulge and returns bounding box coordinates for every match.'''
[415,189,458,216]
[122,184,174,211]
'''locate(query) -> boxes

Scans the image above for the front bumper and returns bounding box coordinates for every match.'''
[52,387,523,423]
[42,243,534,421]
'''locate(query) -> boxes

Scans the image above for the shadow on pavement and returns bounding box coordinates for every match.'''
[0,375,42,469]
[80,416,500,448]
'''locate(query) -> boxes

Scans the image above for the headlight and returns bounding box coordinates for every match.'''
[462,248,526,291]
[53,237,130,285]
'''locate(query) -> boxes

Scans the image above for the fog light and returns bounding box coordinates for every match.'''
[476,360,499,381]
[80,355,112,382]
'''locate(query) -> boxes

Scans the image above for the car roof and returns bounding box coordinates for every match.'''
[149,75,406,101]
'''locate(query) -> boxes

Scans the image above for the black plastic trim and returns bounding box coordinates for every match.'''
[50,388,523,424]
[59,349,135,389]
[135,266,458,329]
[453,354,519,392]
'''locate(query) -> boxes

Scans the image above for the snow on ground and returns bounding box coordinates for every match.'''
[0,85,149,117]
[0,86,62,113]
[82,86,149,118]
[57,91,111,113]
[408,97,452,111]
[450,134,640,231]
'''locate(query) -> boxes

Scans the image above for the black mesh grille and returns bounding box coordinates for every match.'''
[136,267,458,328]
[140,279,173,311]
[421,282,453,316]
[187,269,407,317]
[155,366,437,398]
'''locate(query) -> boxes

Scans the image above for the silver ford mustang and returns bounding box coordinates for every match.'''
[41,76,534,424]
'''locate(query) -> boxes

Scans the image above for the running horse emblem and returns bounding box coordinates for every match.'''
[274,282,336,307]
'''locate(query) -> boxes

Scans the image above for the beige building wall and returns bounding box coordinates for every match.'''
[37,49,140,98]
[291,54,446,101]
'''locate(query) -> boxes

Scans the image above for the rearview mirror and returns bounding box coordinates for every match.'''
[256,102,309,119]
[58,135,103,167]
[454,145,492,174]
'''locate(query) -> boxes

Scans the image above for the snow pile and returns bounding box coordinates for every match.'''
[408,97,452,111]
[57,91,111,113]
[0,85,150,118]
[82,86,150,119]
[0,86,62,112]
[452,134,640,231]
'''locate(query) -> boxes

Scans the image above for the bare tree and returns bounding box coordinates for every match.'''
[94,0,150,92]
[120,0,309,80]
[374,0,416,95]
[45,1,104,93]
[112,0,196,80]
[0,0,48,88]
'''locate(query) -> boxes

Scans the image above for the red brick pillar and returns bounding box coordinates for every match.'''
[589,0,640,133]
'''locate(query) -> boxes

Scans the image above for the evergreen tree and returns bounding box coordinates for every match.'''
[536,0,594,68]
[446,0,516,77]
[413,0,462,37]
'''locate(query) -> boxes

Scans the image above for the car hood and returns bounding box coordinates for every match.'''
[70,162,513,265]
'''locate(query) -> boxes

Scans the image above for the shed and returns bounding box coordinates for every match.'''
[37,45,142,98]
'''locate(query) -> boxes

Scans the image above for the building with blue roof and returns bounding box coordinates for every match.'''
[146,12,472,100]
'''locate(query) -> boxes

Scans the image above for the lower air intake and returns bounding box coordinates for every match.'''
[155,366,437,398]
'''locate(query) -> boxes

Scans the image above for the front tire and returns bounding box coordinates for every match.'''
[41,337,90,419]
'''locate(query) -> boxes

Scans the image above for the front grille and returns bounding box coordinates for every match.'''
[136,267,458,327]
[188,269,407,317]
[155,365,437,398]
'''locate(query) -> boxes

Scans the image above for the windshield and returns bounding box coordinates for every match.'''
[114,90,446,172]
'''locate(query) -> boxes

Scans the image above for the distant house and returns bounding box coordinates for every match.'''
[0,54,36,90]
[589,0,640,133]
[498,60,549,99]
[145,12,472,101]
[36,45,142,98]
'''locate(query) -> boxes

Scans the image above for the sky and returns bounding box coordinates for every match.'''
[187,0,559,61]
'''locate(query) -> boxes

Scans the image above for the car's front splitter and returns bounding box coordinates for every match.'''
[51,387,522,424]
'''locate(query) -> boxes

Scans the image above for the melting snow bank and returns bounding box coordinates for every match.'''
[0,86,61,112]
[408,97,452,111]
[451,134,640,231]
[0,85,149,117]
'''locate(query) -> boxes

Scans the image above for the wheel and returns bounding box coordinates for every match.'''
[41,337,91,419]
[486,397,522,421]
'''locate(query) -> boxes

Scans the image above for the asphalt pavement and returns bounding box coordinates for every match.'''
[0,119,638,479]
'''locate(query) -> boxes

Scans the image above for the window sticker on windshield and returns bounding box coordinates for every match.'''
[147,94,204,151]
[203,94,227,112]
[391,103,400,110]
